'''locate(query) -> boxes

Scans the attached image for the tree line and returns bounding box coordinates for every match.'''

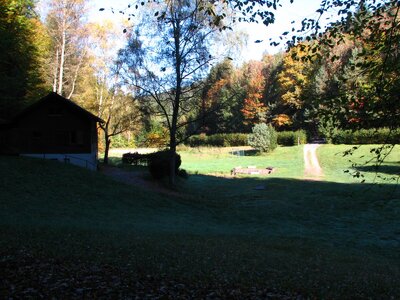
[180,2,400,140]
[119,0,399,146]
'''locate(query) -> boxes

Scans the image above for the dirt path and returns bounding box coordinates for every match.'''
[100,165,192,199]
[100,165,153,188]
[303,144,324,179]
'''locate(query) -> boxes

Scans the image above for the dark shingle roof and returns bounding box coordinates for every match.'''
[11,92,103,123]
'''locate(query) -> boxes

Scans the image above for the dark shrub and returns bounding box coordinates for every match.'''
[187,134,208,147]
[207,134,226,146]
[122,152,150,165]
[148,150,181,180]
[277,130,307,146]
[178,168,189,179]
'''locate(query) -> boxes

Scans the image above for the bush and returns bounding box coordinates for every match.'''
[187,133,208,147]
[111,134,136,148]
[122,152,150,166]
[186,133,248,147]
[331,128,400,144]
[136,121,169,148]
[277,130,307,146]
[206,134,225,147]
[222,133,249,146]
[248,123,278,153]
[177,168,189,179]
[98,132,135,152]
[317,116,341,144]
[148,150,181,180]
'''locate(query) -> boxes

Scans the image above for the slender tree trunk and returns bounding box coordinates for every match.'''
[97,83,104,117]
[103,135,111,165]
[169,130,177,186]
[169,90,179,186]
[169,14,182,187]
[57,24,66,95]
[102,117,111,165]
[53,48,59,92]
[67,48,86,99]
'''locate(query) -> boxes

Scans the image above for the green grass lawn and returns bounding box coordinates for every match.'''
[179,146,304,178]
[1,145,400,298]
[179,144,400,184]
[318,144,400,183]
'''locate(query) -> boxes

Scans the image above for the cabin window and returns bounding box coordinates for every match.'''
[54,130,85,147]
[70,130,84,145]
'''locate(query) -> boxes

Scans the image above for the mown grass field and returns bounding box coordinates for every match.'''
[1,144,400,298]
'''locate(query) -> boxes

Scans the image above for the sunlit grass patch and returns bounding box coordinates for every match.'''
[318,144,400,183]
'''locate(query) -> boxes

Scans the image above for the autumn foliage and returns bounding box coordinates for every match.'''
[272,114,292,127]
[240,61,267,125]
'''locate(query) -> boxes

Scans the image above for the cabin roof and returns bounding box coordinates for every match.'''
[10,92,103,124]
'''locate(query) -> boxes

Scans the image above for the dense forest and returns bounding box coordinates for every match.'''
[1,0,399,148]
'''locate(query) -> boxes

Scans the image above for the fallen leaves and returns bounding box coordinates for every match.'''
[0,250,303,299]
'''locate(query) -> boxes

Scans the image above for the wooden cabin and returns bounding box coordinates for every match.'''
[0,92,103,170]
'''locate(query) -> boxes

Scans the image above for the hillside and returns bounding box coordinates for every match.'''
[1,155,400,298]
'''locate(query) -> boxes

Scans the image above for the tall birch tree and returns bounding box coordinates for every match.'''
[45,0,88,99]
[82,20,141,164]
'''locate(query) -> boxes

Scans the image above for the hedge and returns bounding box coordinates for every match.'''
[187,131,311,147]
[330,128,400,144]
[277,130,308,146]
[185,128,400,147]
[186,133,248,147]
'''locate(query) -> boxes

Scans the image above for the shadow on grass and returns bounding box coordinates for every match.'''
[355,163,400,176]
[176,173,400,250]
[1,155,400,298]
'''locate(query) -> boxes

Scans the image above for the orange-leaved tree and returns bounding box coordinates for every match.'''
[240,60,267,126]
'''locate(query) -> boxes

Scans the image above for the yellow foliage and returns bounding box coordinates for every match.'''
[278,45,311,109]
[146,131,168,148]
[273,114,293,127]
